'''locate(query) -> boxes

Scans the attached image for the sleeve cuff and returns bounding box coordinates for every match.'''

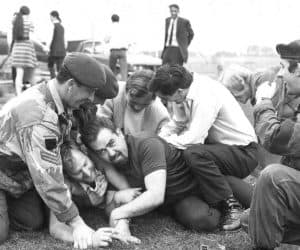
[55,202,79,223]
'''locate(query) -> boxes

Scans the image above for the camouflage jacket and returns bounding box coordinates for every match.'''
[254,86,300,169]
[0,80,79,222]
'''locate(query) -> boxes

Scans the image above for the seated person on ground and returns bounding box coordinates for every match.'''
[97,69,169,135]
[219,64,300,120]
[81,116,223,233]
[49,143,141,247]
[238,40,300,250]
[149,64,259,230]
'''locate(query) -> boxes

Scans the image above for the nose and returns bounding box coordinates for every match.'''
[277,68,284,78]
[106,148,116,160]
[88,90,95,102]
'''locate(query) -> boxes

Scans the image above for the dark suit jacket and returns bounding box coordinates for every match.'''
[162,17,194,62]
[50,22,66,57]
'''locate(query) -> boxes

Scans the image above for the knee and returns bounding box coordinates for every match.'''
[174,196,220,232]
[184,145,207,168]
[258,164,289,189]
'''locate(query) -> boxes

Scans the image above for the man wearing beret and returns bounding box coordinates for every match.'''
[0,52,117,249]
[239,40,300,249]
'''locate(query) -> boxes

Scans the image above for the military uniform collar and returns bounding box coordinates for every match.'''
[48,79,65,115]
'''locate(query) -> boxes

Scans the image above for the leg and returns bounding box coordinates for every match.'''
[249,164,300,249]
[7,189,45,231]
[109,51,118,75]
[184,143,258,205]
[56,56,64,73]
[15,67,24,95]
[173,196,221,232]
[162,47,183,65]
[118,50,127,81]
[25,67,36,87]
[0,190,9,244]
[48,56,56,79]
[225,176,254,208]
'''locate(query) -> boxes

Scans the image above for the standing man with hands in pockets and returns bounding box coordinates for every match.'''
[162,4,194,66]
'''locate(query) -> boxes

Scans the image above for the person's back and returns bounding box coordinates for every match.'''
[193,73,257,145]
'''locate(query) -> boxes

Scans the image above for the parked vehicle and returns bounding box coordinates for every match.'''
[75,39,162,75]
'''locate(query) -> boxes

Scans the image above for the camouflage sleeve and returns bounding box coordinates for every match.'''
[17,124,79,223]
[254,99,300,156]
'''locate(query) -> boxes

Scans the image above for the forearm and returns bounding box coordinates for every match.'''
[105,165,130,189]
[110,190,162,220]
[254,99,297,155]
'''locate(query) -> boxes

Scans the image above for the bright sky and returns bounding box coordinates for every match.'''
[1,0,300,54]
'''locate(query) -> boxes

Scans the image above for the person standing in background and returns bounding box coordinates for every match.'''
[11,6,39,95]
[105,14,128,81]
[48,11,66,79]
[161,4,194,66]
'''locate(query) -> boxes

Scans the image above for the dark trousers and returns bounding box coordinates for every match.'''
[0,189,45,243]
[109,49,127,81]
[184,142,258,205]
[48,56,65,79]
[249,164,300,249]
[162,46,184,65]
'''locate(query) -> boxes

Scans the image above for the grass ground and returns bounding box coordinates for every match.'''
[0,56,298,250]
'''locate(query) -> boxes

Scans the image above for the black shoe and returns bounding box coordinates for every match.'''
[222,196,243,231]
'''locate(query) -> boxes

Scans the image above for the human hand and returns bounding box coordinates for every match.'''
[69,216,95,249]
[111,218,141,245]
[114,188,142,204]
[255,80,277,104]
[112,231,141,245]
[92,227,116,247]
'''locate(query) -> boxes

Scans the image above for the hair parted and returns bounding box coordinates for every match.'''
[149,64,193,96]
[125,69,156,99]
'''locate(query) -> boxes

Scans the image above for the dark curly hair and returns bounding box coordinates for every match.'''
[81,116,116,148]
[149,64,193,96]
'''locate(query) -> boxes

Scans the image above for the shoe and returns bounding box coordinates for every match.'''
[222,196,243,231]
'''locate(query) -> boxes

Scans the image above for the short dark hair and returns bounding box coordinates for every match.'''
[111,14,119,22]
[169,4,179,10]
[20,6,30,15]
[81,116,116,148]
[125,69,156,99]
[149,64,193,96]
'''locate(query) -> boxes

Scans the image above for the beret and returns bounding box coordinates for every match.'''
[63,52,106,89]
[94,64,119,104]
[276,40,300,61]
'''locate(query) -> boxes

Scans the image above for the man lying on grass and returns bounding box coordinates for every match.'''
[80,116,222,232]
[49,142,141,248]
